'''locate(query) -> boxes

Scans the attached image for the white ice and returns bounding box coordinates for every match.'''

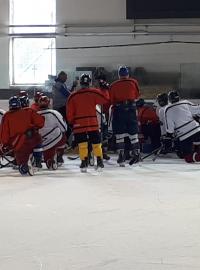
[0,154,200,270]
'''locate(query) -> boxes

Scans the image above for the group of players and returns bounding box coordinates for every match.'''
[0,91,67,175]
[1,65,200,176]
[156,91,200,162]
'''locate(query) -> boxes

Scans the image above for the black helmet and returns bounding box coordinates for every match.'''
[18,90,28,97]
[136,98,145,108]
[19,96,30,108]
[157,93,168,107]
[38,95,50,109]
[9,96,21,110]
[168,90,180,104]
[80,73,91,86]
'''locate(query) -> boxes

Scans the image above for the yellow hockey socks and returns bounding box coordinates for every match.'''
[92,143,103,158]
[78,142,88,160]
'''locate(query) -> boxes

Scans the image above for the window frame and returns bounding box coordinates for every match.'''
[10,36,56,86]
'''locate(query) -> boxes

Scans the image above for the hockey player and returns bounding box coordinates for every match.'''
[19,95,30,108]
[38,95,67,169]
[0,96,44,175]
[67,73,110,172]
[155,92,173,154]
[31,91,43,111]
[19,95,43,168]
[97,78,111,160]
[18,90,28,98]
[156,93,169,137]
[136,98,161,151]
[109,66,140,166]
[164,90,200,162]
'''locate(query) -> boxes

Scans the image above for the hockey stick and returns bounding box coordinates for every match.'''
[0,155,15,168]
[0,161,12,168]
[152,147,163,162]
[67,155,79,160]
[141,146,162,161]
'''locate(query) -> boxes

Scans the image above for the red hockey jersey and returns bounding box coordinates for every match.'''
[0,108,44,150]
[31,103,40,111]
[137,106,159,125]
[67,87,109,134]
[109,78,140,105]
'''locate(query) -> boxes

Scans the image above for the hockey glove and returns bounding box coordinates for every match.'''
[160,133,174,153]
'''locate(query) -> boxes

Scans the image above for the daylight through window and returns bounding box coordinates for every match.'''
[10,0,56,85]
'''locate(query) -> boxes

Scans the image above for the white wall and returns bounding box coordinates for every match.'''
[56,0,200,74]
[0,0,200,88]
[56,35,200,73]
[57,0,126,24]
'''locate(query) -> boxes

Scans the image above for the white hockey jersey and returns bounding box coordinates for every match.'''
[38,109,67,151]
[0,109,5,125]
[164,100,200,141]
[158,106,167,136]
[96,105,106,130]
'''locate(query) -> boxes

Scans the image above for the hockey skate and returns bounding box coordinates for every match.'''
[117,150,126,167]
[28,156,34,175]
[57,154,64,167]
[80,158,88,173]
[19,164,29,175]
[19,162,34,176]
[103,152,110,160]
[46,154,58,170]
[129,150,141,165]
[96,156,104,171]
[46,159,58,170]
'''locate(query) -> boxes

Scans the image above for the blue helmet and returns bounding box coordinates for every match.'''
[118,66,129,77]
[9,96,21,110]
[19,96,29,108]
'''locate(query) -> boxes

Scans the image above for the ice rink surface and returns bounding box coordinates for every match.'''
[0,154,200,270]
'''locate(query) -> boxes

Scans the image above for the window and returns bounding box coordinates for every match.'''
[10,0,56,85]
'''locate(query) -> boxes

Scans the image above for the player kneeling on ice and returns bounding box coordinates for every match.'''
[67,73,110,172]
[164,90,200,162]
[38,95,67,170]
[31,91,44,111]
[19,95,43,168]
[0,96,45,175]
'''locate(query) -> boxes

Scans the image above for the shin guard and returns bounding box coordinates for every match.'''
[78,142,88,160]
[92,143,103,158]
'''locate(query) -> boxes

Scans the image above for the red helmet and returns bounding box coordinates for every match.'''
[18,90,28,97]
[34,91,44,103]
[38,95,50,109]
